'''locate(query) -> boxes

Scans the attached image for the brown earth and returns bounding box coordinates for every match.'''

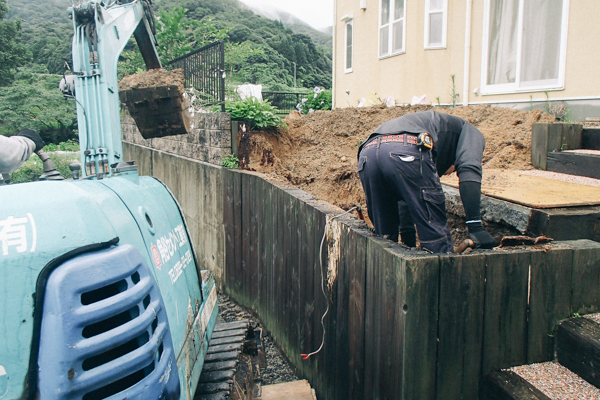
[242,105,556,230]
[118,68,185,92]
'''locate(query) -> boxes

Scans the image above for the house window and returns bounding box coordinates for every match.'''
[379,0,405,58]
[482,0,569,94]
[424,0,447,49]
[345,21,353,73]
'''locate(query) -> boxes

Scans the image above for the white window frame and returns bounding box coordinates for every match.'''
[480,0,570,95]
[345,19,354,73]
[378,0,406,59]
[424,0,447,50]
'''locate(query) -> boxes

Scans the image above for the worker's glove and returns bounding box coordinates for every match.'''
[17,128,45,152]
[467,221,496,249]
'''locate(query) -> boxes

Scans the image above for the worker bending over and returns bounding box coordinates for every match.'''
[357,110,495,253]
[0,128,45,179]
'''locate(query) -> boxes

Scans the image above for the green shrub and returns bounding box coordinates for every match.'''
[9,151,80,183]
[222,153,239,169]
[297,87,332,115]
[225,98,286,131]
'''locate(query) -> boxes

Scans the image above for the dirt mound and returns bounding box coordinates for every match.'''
[118,68,185,92]
[244,105,555,220]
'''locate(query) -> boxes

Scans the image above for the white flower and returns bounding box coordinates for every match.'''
[308,108,314,114]
[313,94,317,99]
[302,98,308,104]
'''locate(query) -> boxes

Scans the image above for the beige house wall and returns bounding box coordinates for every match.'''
[333,0,600,110]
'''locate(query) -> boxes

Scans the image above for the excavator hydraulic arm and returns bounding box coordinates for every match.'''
[70,0,160,178]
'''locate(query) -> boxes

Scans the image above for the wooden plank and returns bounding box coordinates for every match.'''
[527,248,573,363]
[363,236,400,399]
[547,123,564,153]
[568,239,600,315]
[582,128,600,151]
[286,191,301,364]
[401,252,440,400]
[480,370,552,400]
[562,123,583,150]
[441,169,600,208]
[249,174,261,311]
[260,380,315,400]
[547,152,600,180]
[436,253,486,400]
[531,123,550,170]
[241,172,252,304]
[346,226,368,400]
[482,251,530,375]
[557,317,600,388]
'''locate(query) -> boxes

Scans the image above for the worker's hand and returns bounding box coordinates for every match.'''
[17,128,45,152]
[467,221,496,249]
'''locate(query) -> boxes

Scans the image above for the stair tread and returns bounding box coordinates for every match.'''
[510,361,600,400]
[562,149,600,156]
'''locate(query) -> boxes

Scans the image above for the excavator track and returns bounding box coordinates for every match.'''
[195,320,265,400]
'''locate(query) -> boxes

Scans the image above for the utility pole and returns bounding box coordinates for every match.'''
[293,62,296,90]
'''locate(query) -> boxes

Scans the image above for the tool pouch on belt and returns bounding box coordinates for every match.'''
[417,132,433,150]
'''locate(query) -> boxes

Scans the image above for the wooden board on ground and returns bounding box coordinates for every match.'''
[441,169,600,208]
[259,380,316,400]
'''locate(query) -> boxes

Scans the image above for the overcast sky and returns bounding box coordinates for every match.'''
[238,0,334,31]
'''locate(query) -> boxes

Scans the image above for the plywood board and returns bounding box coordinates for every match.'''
[441,169,600,208]
[259,380,316,400]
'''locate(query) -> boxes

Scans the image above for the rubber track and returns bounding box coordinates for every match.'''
[194,320,250,399]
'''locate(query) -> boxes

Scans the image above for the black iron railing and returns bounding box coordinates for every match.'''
[167,40,226,112]
[262,91,310,115]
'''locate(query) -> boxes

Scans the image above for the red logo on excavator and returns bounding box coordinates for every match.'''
[151,244,162,270]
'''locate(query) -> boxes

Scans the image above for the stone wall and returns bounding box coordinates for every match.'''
[121,112,232,165]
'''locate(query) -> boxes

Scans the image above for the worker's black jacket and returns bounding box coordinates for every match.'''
[358,110,485,183]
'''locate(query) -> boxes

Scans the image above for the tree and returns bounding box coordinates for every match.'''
[0,0,28,86]
[0,69,77,144]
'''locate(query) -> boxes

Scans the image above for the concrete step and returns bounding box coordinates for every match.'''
[583,128,600,151]
[547,151,600,179]
[481,362,600,399]
[557,315,600,389]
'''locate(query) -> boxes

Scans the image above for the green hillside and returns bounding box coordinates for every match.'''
[6,0,332,90]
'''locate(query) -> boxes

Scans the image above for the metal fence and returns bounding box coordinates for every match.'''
[262,91,309,115]
[167,40,226,112]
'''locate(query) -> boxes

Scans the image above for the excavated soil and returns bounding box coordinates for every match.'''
[242,105,556,243]
[118,68,185,92]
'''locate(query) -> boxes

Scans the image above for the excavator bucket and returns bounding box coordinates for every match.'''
[119,68,191,139]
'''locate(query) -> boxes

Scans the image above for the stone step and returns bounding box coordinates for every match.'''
[546,151,600,180]
[481,362,600,399]
[557,314,600,389]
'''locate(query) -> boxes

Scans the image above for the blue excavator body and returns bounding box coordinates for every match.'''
[0,1,218,399]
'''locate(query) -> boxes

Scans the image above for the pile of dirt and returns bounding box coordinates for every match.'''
[243,105,556,222]
[118,68,185,92]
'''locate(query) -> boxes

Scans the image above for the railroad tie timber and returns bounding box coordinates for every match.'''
[194,320,251,400]
[480,314,600,399]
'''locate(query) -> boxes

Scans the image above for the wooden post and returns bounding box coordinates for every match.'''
[531,123,583,170]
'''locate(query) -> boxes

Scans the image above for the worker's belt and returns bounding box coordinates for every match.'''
[364,134,418,149]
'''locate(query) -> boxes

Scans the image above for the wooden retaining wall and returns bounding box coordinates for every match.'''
[124,141,600,400]
[221,168,600,400]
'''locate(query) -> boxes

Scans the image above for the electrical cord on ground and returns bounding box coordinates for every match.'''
[301,206,358,361]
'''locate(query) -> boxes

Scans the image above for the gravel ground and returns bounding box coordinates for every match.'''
[516,169,600,188]
[510,361,600,399]
[216,292,299,385]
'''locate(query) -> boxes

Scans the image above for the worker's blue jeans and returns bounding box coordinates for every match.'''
[358,138,453,253]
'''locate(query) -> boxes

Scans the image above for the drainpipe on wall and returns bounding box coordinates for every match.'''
[462,0,472,106]
[332,1,337,109]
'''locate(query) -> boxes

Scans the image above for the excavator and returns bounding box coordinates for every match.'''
[0,1,218,399]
